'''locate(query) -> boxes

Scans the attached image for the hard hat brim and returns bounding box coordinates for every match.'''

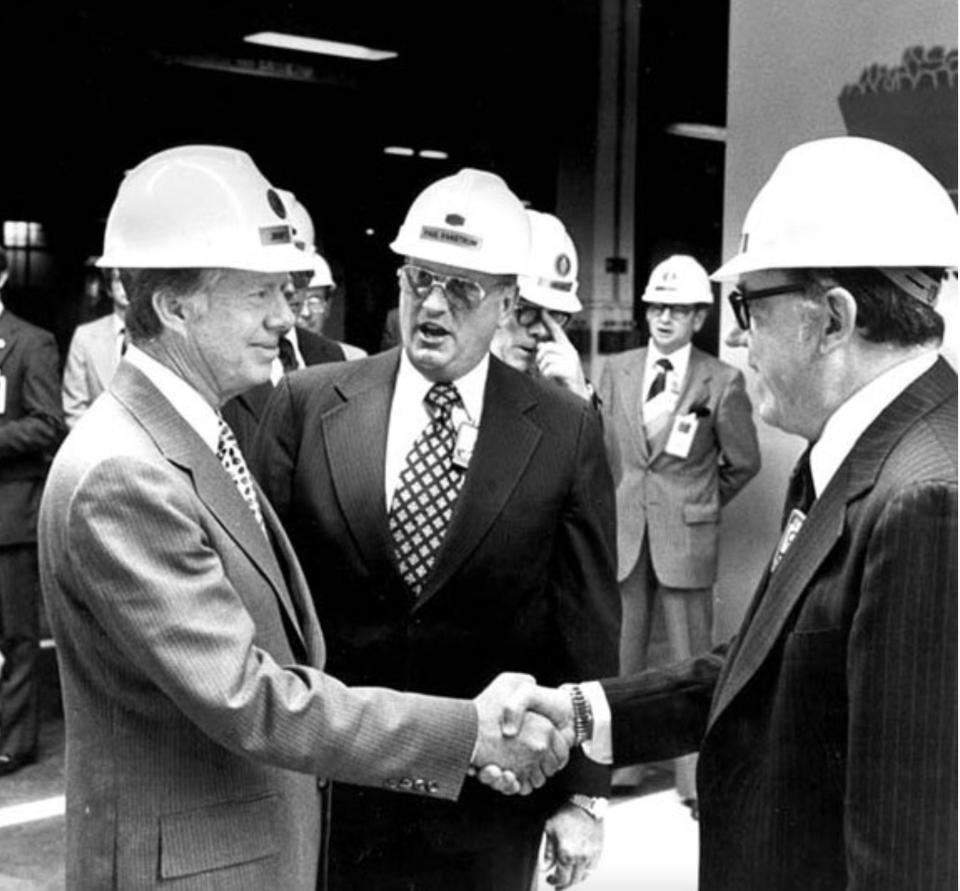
[98,241,313,275]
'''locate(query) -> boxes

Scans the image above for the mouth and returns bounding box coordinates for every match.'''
[416,321,451,343]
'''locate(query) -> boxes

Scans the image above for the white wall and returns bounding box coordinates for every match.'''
[713,0,958,637]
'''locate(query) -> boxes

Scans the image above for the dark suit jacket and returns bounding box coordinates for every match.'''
[39,362,478,889]
[0,309,65,546]
[600,357,958,890]
[251,348,620,852]
[221,328,345,455]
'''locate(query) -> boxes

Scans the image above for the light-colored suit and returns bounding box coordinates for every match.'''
[598,346,760,587]
[61,313,123,428]
[38,362,476,890]
[597,345,759,797]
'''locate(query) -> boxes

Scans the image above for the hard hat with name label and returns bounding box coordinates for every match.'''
[518,210,582,312]
[278,189,316,252]
[713,136,960,282]
[390,168,531,275]
[642,254,713,305]
[99,145,308,273]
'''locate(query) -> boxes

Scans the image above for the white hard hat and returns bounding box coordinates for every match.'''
[390,168,531,275]
[713,136,960,281]
[99,145,308,273]
[308,252,334,288]
[279,190,316,251]
[518,210,582,313]
[642,255,713,305]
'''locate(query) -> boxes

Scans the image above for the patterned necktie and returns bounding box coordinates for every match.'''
[216,415,267,537]
[278,337,298,374]
[771,446,815,571]
[646,358,673,401]
[389,382,466,595]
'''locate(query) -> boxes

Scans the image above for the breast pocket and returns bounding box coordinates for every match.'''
[159,792,281,880]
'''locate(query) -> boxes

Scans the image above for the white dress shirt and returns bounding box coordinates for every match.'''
[582,347,941,765]
[384,351,489,510]
[125,346,220,452]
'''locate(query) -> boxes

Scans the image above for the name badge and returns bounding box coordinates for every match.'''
[452,421,479,470]
[0,374,6,415]
[665,413,698,458]
[771,508,806,571]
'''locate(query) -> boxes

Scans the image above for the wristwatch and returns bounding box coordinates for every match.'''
[568,793,609,821]
[564,683,595,746]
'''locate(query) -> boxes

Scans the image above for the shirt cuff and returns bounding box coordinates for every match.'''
[579,681,613,764]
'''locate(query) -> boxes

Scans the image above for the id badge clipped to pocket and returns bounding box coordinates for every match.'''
[665,413,698,458]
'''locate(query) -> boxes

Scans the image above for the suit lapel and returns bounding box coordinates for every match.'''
[321,350,399,579]
[708,357,957,728]
[623,348,651,459]
[415,358,542,609]
[110,364,306,652]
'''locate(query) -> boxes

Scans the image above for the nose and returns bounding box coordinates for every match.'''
[421,283,448,313]
[725,326,748,349]
[270,288,296,333]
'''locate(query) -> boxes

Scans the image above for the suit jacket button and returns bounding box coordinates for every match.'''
[384,779,398,789]
[399,777,413,790]
[317,777,328,789]
[427,781,440,794]
[413,778,426,792]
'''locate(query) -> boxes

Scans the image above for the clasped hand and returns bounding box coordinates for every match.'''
[472,673,576,796]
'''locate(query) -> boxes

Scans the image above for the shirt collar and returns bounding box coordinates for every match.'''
[124,345,221,452]
[647,341,691,383]
[810,350,938,496]
[396,348,489,425]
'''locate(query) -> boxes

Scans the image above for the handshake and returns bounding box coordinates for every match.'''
[470,672,579,796]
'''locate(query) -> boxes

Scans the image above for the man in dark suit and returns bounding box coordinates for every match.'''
[38,146,572,889]
[0,248,66,775]
[490,136,958,890]
[252,169,620,891]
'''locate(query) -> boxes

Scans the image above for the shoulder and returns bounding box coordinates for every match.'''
[298,328,346,364]
[691,347,741,381]
[603,347,646,374]
[3,310,55,346]
[284,348,398,405]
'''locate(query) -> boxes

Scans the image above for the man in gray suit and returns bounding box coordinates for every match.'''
[38,145,570,890]
[61,265,128,428]
[597,254,760,807]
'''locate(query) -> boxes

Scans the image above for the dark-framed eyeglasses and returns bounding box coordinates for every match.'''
[514,300,572,330]
[727,283,805,330]
[399,264,489,312]
[645,303,696,319]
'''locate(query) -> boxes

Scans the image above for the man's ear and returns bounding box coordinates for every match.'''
[498,285,517,324]
[819,286,857,353]
[151,288,195,334]
[691,307,710,334]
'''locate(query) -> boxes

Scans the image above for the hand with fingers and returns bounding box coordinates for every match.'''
[542,802,604,888]
[535,313,591,400]
[473,679,576,795]
[472,673,575,794]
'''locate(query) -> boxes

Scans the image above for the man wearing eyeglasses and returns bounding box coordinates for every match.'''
[251,169,620,891]
[596,253,760,812]
[491,210,595,405]
[486,136,958,891]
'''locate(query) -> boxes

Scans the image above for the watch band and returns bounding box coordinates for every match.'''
[566,683,594,747]
[568,793,609,821]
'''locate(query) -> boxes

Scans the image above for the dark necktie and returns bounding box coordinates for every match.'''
[646,358,673,401]
[389,383,466,596]
[278,337,297,374]
[780,446,815,527]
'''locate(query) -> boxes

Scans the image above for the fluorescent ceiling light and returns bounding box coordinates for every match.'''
[418,150,449,160]
[665,123,727,142]
[383,146,415,156]
[244,32,398,61]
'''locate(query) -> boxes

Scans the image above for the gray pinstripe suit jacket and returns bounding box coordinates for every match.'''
[38,362,477,890]
[602,356,958,890]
